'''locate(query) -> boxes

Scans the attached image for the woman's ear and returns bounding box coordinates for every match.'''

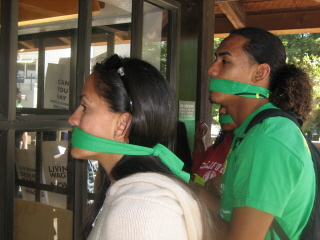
[113,112,132,141]
[253,63,271,85]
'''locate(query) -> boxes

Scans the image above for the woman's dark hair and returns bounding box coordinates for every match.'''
[79,56,216,240]
[230,27,314,121]
[212,130,229,150]
[93,57,176,147]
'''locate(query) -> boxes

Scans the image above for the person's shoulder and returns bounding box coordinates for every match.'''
[93,173,196,240]
[107,173,200,214]
[248,115,300,138]
[100,173,202,240]
[243,116,310,163]
[111,172,180,190]
[108,173,189,200]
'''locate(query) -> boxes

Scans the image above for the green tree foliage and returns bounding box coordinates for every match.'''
[279,33,320,139]
[142,41,167,76]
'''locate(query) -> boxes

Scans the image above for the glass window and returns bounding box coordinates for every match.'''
[16,0,85,111]
[43,38,72,110]
[142,2,168,76]
[91,0,132,67]
[13,1,84,238]
[15,130,71,208]
[14,129,73,238]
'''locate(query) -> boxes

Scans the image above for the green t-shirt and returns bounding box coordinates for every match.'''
[220,103,315,240]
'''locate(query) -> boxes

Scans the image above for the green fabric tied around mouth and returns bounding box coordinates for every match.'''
[219,114,234,124]
[71,126,190,182]
[209,78,271,99]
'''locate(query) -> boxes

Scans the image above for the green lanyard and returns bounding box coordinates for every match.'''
[71,126,190,182]
[209,78,271,99]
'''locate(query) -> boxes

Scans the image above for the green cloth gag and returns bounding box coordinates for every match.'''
[219,114,234,124]
[71,126,190,182]
[209,78,271,99]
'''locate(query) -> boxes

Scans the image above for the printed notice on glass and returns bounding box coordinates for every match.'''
[179,101,195,121]
[44,58,70,110]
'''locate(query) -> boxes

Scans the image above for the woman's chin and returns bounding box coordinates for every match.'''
[70,147,94,160]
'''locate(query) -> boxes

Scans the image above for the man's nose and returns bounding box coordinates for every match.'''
[207,62,218,77]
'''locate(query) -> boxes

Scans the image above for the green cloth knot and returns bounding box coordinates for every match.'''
[152,144,164,157]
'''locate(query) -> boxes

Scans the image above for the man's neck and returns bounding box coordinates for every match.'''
[227,98,270,127]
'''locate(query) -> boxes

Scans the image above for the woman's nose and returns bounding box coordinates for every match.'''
[207,62,218,78]
[219,106,227,115]
[68,108,80,126]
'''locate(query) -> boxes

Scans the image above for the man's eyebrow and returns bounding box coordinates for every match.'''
[79,94,88,101]
[215,51,233,57]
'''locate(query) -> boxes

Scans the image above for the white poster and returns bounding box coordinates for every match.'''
[15,145,49,204]
[44,58,70,109]
[42,140,69,209]
[16,141,69,209]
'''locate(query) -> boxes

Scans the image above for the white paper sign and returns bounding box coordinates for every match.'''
[42,140,69,209]
[15,145,48,204]
[44,58,70,109]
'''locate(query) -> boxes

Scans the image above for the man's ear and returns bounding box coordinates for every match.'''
[113,112,132,141]
[253,63,271,85]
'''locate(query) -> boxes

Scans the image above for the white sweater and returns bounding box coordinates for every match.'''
[87,173,203,240]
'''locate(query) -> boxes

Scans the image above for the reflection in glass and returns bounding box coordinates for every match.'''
[43,38,71,110]
[17,37,73,110]
[16,51,38,108]
[15,130,70,209]
[17,0,82,110]
[15,131,46,203]
[142,2,168,76]
[42,132,69,209]
[14,129,72,239]
[91,0,132,67]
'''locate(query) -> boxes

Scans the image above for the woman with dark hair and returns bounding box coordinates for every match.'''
[192,106,236,195]
[69,54,215,240]
[208,27,315,239]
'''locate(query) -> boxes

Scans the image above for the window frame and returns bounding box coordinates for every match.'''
[0,0,180,239]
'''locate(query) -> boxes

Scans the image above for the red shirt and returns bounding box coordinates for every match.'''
[192,132,233,181]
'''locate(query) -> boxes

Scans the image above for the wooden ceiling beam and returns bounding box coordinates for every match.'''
[19,41,35,49]
[19,3,63,19]
[214,9,320,38]
[216,0,247,28]
[19,0,100,22]
[58,37,71,45]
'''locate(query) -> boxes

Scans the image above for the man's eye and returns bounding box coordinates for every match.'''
[222,60,229,64]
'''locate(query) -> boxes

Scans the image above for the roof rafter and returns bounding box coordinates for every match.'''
[58,37,71,45]
[214,9,320,37]
[216,0,247,28]
[19,41,35,49]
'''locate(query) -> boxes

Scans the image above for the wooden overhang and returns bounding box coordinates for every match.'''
[17,0,320,51]
[214,0,320,38]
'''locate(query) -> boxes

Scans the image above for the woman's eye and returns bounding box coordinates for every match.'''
[81,104,88,111]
